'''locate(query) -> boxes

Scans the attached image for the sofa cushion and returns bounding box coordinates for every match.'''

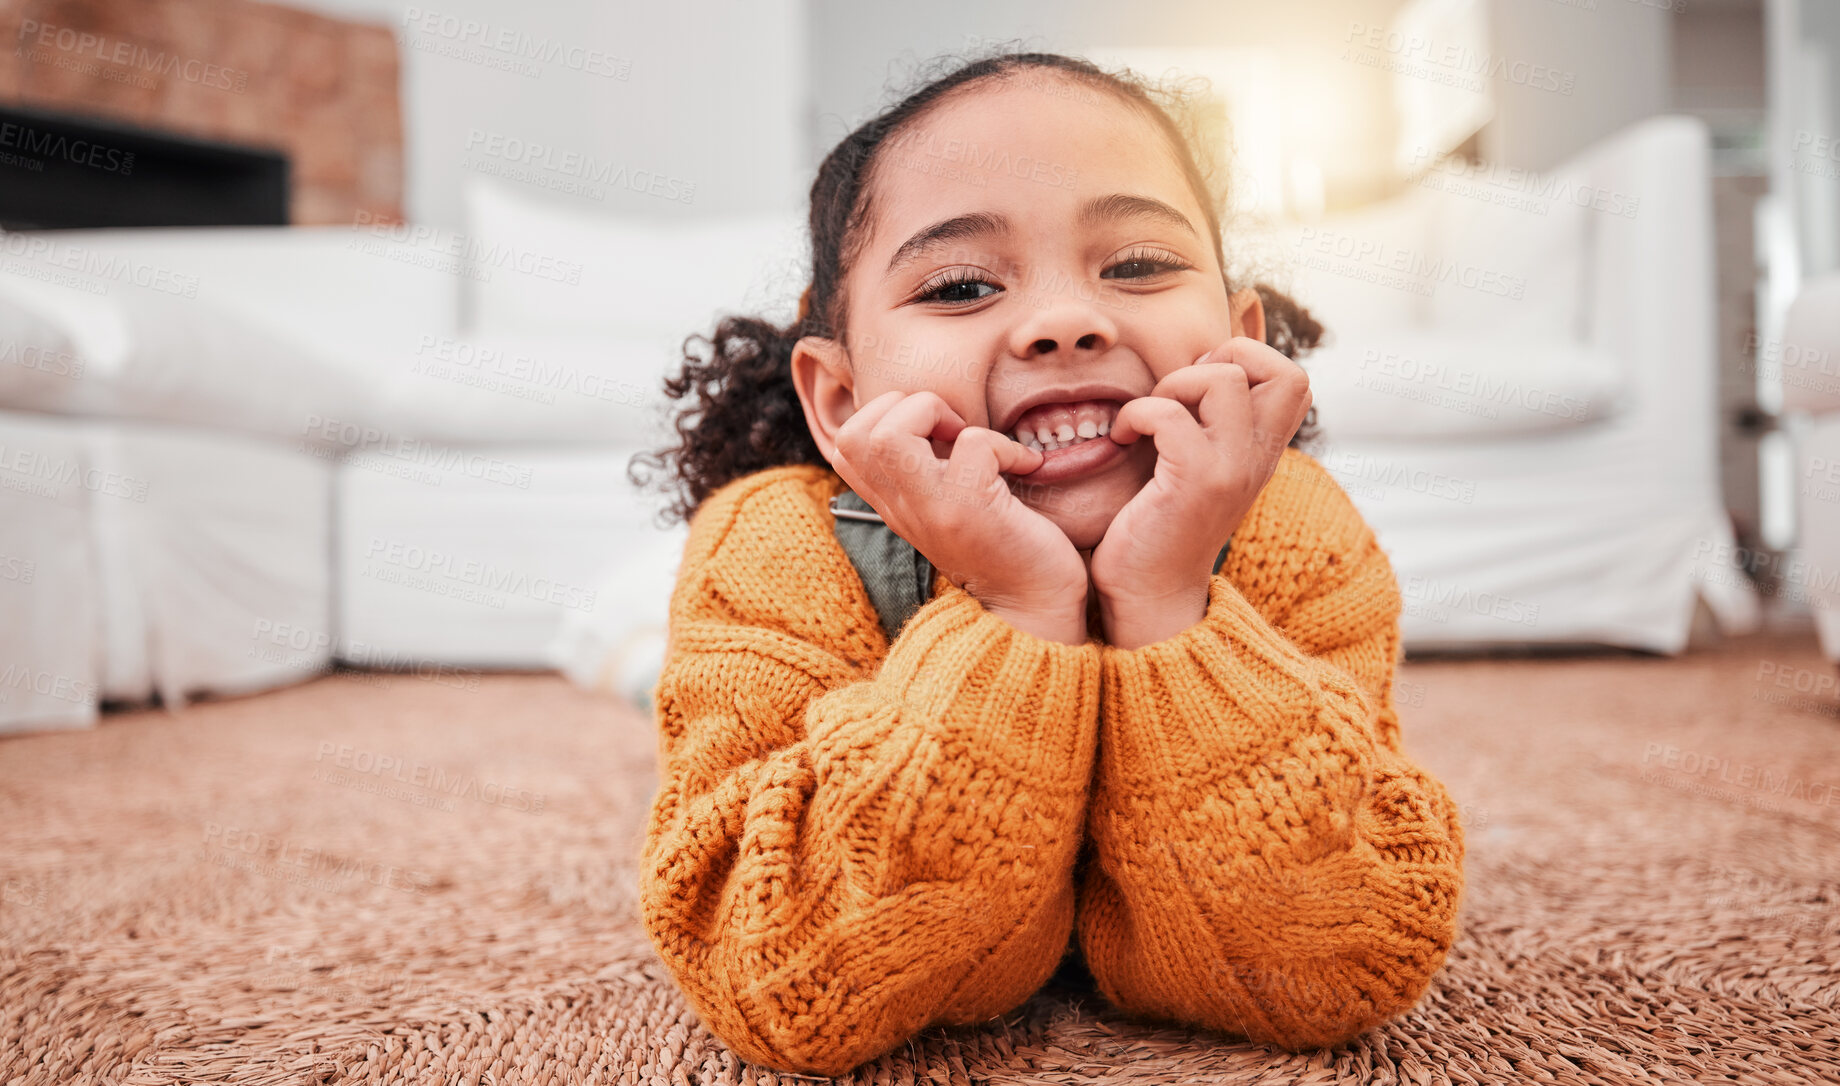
[111,302,689,450]
[104,290,382,452]
[5,225,460,350]
[1776,274,1840,416]
[1303,331,1628,440]
[1239,185,1439,337]
[0,274,681,451]
[1422,161,1594,343]
[462,177,807,343]
[359,328,678,449]
[0,277,382,450]
[0,287,90,414]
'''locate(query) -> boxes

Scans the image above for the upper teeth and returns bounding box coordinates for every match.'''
[1011,399,1118,452]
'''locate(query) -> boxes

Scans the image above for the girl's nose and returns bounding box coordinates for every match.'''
[1008,294,1119,361]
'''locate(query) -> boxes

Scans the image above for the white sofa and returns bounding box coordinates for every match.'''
[0,201,800,732]
[1248,115,1760,653]
[0,115,1760,733]
[0,226,422,733]
[1777,274,1840,658]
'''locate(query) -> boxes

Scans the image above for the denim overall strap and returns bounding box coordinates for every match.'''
[830,489,1234,644]
[829,490,937,644]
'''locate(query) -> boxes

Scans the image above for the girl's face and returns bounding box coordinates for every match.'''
[795,72,1262,550]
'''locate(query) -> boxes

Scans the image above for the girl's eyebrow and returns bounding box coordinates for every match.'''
[884,211,1009,277]
[883,193,1198,279]
[1079,192,1199,238]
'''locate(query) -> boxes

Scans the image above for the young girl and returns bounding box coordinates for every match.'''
[633,51,1465,1078]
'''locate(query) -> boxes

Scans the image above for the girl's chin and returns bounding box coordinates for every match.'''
[1025,495,1125,551]
[1023,441,1148,548]
[1012,450,1150,550]
[1065,524,1109,552]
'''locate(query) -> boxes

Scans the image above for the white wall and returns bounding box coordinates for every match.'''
[807,0,1414,211]
[278,0,1680,228]
[287,0,808,227]
[1481,0,1674,171]
[1795,0,1840,276]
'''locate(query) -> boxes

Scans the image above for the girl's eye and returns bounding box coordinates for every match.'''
[1103,249,1192,280]
[915,269,1001,305]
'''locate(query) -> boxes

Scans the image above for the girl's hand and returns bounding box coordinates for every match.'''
[1088,337,1312,650]
[830,390,1091,645]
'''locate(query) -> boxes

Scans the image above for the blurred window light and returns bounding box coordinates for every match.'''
[1761,428,1798,550]
[1793,38,1836,278]
[1755,192,1799,415]
[1389,0,1494,178]
[1083,47,1285,220]
[1286,158,1326,222]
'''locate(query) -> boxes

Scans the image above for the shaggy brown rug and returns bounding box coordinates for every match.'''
[2,630,1836,1085]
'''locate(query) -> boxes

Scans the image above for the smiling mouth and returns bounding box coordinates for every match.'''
[1007,399,1121,452]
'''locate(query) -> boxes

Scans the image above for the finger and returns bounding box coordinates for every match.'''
[1206,335,1302,389]
[880,389,969,446]
[1181,338,1311,453]
[1108,395,1205,452]
[1111,396,1222,487]
[859,391,968,484]
[839,388,909,433]
[885,427,1034,543]
[832,389,911,462]
[827,447,891,515]
[1208,336,1312,444]
[1148,360,1251,434]
[947,425,1043,479]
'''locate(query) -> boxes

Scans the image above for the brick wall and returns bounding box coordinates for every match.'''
[0,0,403,224]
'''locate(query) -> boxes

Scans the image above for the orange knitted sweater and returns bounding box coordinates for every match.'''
[638,447,1466,1076]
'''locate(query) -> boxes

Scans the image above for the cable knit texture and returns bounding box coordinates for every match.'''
[638,449,1466,1076]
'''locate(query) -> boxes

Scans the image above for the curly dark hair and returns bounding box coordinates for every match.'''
[630,48,1324,524]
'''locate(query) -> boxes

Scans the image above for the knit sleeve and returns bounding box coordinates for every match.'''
[1076,486,1465,1050]
[638,476,1103,1077]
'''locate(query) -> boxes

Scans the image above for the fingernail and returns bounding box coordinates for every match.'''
[1195,349,1213,365]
